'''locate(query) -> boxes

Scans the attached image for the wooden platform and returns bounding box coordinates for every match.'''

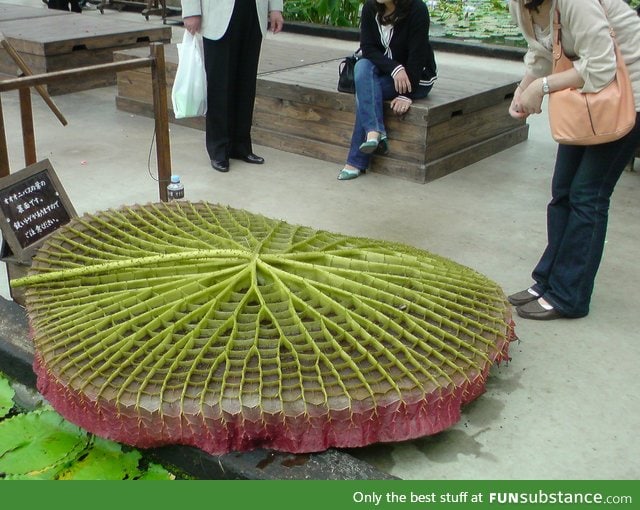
[0,4,70,21]
[0,11,171,95]
[115,40,529,183]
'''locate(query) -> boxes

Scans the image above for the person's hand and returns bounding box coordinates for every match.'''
[393,68,412,95]
[509,89,529,119]
[390,96,412,115]
[183,16,201,35]
[516,79,544,115]
[269,10,284,34]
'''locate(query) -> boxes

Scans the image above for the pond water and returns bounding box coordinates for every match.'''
[429,0,527,48]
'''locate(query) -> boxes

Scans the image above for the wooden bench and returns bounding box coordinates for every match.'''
[115,40,529,183]
[0,12,171,95]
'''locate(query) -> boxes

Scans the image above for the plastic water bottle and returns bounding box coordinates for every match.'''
[167,175,185,201]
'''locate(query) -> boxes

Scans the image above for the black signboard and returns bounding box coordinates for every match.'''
[0,159,76,263]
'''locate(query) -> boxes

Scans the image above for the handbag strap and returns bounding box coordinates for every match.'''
[552,0,618,68]
[596,0,618,39]
[552,8,562,65]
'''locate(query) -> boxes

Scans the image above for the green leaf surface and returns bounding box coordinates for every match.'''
[0,375,15,418]
[15,202,513,453]
[0,409,88,477]
[136,462,176,480]
[56,437,142,480]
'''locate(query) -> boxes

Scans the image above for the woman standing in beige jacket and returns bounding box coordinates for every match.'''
[507,0,640,320]
[181,0,284,172]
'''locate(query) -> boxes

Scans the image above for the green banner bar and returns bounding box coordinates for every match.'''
[2,480,639,510]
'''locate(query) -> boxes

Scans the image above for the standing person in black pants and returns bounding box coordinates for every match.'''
[181,0,284,173]
[507,0,640,320]
[48,0,82,12]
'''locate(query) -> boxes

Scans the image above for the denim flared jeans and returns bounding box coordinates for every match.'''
[346,58,431,171]
[530,112,640,317]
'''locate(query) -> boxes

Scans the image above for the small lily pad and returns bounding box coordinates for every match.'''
[0,374,15,418]
[0,409,88,477]
[56,437,142,480]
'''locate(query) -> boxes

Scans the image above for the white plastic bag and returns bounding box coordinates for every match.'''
[171,31,207,119]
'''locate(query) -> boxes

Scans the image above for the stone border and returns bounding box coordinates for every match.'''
[282,21,526,61]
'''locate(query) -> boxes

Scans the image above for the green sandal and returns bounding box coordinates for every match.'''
[337,168,361,181]
[375,135,389,155]
[358,139,379,154]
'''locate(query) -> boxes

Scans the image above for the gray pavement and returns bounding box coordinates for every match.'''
[1,0,639,480]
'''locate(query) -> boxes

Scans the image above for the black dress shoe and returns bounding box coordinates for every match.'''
[516,299,564,321]
[507,288,539,307]
[230,153,265,164]
[211,159,229,172]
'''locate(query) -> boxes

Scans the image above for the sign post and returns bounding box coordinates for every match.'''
[0,159,76,305]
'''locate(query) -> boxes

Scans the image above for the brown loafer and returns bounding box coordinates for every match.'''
[508,288,539,307]
[516,299,564,321]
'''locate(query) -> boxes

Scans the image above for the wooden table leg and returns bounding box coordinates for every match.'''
[19,88,36,167]
[0,98,10,178]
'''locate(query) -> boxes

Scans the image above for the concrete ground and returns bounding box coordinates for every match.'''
[1,1,639,480]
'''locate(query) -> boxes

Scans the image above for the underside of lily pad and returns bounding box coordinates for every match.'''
[14,202,514,454]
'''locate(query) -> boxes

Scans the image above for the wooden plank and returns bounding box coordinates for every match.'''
[114,39,347,76]
[114,45,520,130]
[115,96,205,131]
[0,16,170,95]
[252,127,429,183]
[425,102,524,161]
[421,83,517,125]
[257,77,368,122]
[424,125,530,182]
[259,60,520,125]
[252,126,347,165]
[253,93,429,150]
[369,155,427,183]
[0,4,70,21]
[253,104,354,147]
[0,16,171,56]
[6,48,155,95]
[0,97,8,178]
[253,108,427,164]
[114,45,177,77]
[0,35,67,126]
[117,68,155,102]
[0,50,45,77]
[258,39,349,73]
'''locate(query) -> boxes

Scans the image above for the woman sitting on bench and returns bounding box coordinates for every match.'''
[337,0,437,181]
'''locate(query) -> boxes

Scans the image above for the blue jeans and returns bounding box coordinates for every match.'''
[346,58,432,171]
[530,112,640,317]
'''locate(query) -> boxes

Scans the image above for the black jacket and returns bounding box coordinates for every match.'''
[359,0,437,96]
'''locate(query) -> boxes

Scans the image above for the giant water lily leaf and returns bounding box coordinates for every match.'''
[0,374,14,418]
[0,409,88,477]
[13,202,514,454]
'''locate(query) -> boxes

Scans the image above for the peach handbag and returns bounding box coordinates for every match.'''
[548,3,636,145]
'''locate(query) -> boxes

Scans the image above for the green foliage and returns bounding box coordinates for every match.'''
[429,0,525,46]
[282,0,639,47]
[0,376,14,418]
[0,409,89,479]
[284,0,362,27]
[0,373,175,480]
[55,437,146,480]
